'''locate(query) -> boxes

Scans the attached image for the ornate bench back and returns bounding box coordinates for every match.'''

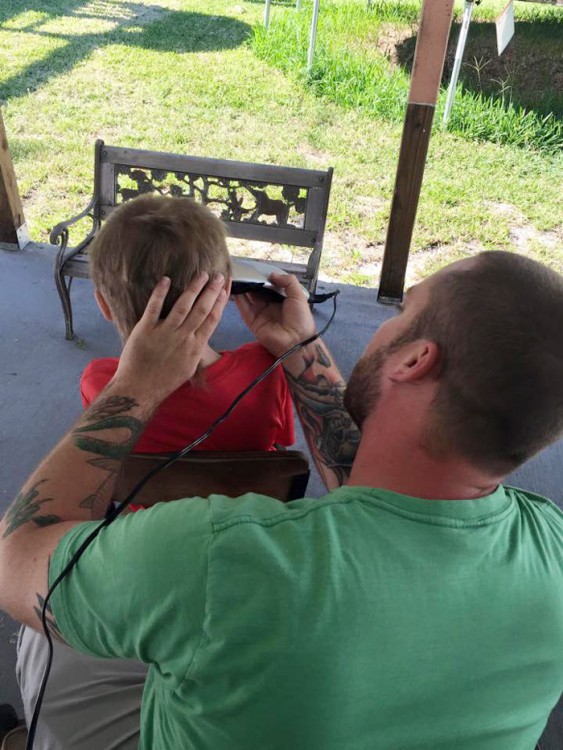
[93,141,332,260]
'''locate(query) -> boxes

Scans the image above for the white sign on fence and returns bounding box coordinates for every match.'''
[495,0,515,55]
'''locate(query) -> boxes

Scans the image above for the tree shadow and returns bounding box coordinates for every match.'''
[0,0,84,26]
[0,2,252,104]
[392,18,562,116]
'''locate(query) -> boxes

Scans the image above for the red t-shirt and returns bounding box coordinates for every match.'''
[80,342,295,453]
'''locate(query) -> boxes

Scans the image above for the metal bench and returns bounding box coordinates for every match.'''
[50,140,333,339]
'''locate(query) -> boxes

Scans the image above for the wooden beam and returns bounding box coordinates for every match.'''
[378,0,455,302]
[0,109,28,248]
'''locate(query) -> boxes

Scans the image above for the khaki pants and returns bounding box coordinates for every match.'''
[16,627,146,750]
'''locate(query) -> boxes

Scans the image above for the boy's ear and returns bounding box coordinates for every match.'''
[224,278,232,298]
[94,289,113,322]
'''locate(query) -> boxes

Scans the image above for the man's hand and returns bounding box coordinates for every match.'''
[115,273,227,403]
[235,273,316,357]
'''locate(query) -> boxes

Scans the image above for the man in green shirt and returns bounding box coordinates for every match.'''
[2,251,563,750]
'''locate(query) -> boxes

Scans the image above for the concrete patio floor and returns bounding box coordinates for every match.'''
[0,242,561,746]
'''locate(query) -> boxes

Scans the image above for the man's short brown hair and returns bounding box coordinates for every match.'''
[410,252,563,473]
[90,195,231,334]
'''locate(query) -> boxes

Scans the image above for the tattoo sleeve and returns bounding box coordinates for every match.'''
[70,396,146,519]
[0,389,154,634]
[73,396,143,459]
[2,395,147,538]
[286,344,360,488]
[3,481,60,539]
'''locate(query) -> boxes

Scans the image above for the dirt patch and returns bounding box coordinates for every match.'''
[230,221,558,290]
[404,240,485,286]
[319,230,384,284]
[485,201,517,217]
[296,143,332,167]
[377,18,561,113]
[354,194,387,218]
[449,31,562,112]
[486,201,563,267]
[377,23,416,68]
[227,238,310,266]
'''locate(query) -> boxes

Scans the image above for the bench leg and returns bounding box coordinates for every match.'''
[54,267,75,340]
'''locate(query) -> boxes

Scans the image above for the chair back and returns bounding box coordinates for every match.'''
[114,450,310,507]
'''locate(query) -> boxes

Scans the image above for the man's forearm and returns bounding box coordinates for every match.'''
[283,341,360,490]
[1,380,156,540]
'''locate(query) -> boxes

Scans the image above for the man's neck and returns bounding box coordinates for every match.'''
[348,420,501,501]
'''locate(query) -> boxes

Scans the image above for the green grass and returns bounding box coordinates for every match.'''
[252,0,562,152]
[1,0,561,286]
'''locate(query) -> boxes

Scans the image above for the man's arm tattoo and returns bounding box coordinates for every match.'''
[2,481,61,539]
[3,396,147,535]
[74,396,147,515]
[34,592,66,643]
[72,397,146,517]
[79,458,120,516]
[73,396,144,460]
[287,347,360,485]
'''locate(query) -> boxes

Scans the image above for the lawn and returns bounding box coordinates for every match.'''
[1,0,561,287]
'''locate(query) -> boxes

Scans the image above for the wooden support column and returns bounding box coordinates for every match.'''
[0,109,28,248]
[378,0,454,302]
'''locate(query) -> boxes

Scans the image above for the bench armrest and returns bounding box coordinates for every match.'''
[50,196,99,268]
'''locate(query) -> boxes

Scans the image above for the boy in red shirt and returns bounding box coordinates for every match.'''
[83,194,294,454]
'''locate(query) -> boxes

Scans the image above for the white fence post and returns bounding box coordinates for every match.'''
[306,0,321,73]
[443,0,474,123]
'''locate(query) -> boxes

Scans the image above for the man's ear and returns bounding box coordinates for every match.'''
[389,340,441,383]
[94,290,113,322]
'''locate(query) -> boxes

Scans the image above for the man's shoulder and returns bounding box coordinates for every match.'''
[504,485,563,532]
[208,489,353,533]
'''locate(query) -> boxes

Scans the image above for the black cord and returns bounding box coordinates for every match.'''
[26,290,339,750]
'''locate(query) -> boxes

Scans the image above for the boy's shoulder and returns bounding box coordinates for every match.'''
[81,358,120,401]
[82,357,120,379]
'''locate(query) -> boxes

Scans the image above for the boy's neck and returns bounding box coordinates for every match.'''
[199,344,222,369]
[120,331,220,369]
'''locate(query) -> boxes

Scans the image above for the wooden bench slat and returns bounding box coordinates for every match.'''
[102,146,329,187]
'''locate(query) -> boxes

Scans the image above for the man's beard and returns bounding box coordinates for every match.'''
[344,349,387,429]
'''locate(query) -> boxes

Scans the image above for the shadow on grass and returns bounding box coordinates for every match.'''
[393,18,562,117]
[0,2,252,104]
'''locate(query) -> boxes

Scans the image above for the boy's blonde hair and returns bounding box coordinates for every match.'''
[89,194,231,334]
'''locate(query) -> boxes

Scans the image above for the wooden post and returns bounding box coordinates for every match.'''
[378,0,455,302]
[0,110,28,248]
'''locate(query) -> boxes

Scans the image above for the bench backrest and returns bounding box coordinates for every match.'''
[91,139,332,285]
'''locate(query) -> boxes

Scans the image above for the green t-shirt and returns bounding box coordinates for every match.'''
[50,485,563,750]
